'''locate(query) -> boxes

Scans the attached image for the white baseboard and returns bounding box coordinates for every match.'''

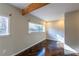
[11,39,45,56]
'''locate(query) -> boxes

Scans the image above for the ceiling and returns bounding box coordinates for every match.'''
[10,3,31,9]
[10,3,79,21]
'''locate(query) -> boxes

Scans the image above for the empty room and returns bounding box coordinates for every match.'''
[0,3,79,56]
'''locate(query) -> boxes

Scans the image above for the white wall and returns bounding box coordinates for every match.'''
[46,17,64,42]
[65,10,79,53]
[0,4,46,56]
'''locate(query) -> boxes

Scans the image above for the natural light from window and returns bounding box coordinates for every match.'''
[29,22,45,33]
[0,16,9,36]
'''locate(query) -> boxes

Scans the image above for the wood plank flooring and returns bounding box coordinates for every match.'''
[16,40,78,56]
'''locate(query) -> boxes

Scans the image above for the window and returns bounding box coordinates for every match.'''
[0,16,9,36]
[29,22,45,33]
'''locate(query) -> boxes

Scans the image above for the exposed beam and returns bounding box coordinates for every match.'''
[22,3,49,15]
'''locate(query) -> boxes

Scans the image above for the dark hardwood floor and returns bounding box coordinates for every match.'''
[16,40,78,56]
[16,40,64,56]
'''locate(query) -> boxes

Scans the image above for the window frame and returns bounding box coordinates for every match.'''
[28,22,45,33]
[0,16,10,36]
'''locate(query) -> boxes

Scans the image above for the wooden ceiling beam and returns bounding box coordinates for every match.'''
[22,3,49,15]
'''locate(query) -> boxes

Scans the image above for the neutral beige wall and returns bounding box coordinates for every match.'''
[0,4,46,56]
[46,17,64,41]
[65,10,79,52]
